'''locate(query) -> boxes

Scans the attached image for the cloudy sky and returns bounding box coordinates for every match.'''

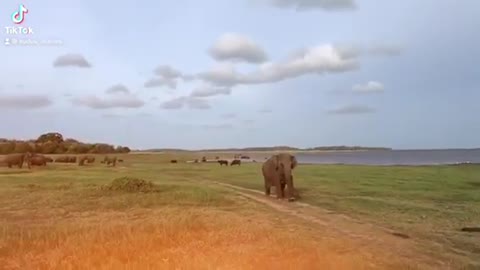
[1,0,479,150]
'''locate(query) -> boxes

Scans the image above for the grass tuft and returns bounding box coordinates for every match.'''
[101,177,159,193]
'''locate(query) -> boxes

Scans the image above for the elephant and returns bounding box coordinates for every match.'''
[55,156,77,163]
[1,152,32,169]
[262,153,298,202]
[103,156,117,167]
[201,156,207,162]
[55,156,69,163]
[230,159,241,166]
[78,156,95,166]
[218,160,228,166]
[86,156,95,163]
[29,154,49,166]
[78,156,90,166]
[170,159,178,163]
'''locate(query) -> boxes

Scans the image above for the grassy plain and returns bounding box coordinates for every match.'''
[0,152,479,269]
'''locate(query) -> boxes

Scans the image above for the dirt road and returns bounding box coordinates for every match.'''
[208,181,456,270]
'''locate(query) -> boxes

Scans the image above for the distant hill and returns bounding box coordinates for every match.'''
[141,145,392,152]
[0,132,131,155]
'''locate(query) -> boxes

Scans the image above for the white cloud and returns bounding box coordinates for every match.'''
[145,65,195,89]
[352,81,385,93]
[209,33,268,63]
[105,84,130,94]
[335,43,404,58]
[154,65,183,79]
[0,95,52,109]
[327,104,375,114]
[72,95,145,109]
[266,0,356,11]
[187,97,211,109]
[53,54,91,68]
[159,97,185,109]
[199,44,359,86]
[190,85,232,97]
[160,96,211,110]
[144,77,177,89]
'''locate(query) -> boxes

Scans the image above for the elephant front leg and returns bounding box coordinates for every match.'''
[286,175,295,202]
[280,182,286,198]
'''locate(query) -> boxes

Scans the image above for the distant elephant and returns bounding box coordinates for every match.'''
[118,159,124,162]
[230,159,241,166]
[201,156,207,162]
[218,160,228,166]
[55,156,69,163]
[30,154,49,166]
[170,159,178,163]
[1,152,32,169]
[215,156,219,160]
[262,153,298,202]
[78,156,93,166]
[194,159,199,163]
[103,156,117,166]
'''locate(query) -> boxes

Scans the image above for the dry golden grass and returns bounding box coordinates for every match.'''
[0,153,473,269]
[0,205,402,270]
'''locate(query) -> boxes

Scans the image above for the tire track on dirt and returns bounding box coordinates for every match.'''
[207,181,447,270]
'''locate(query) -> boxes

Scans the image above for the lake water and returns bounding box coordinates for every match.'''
[295,149,480,166]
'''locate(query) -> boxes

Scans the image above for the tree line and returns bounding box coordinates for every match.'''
[0,132,130,155]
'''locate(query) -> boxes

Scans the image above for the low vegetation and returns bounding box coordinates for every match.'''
[0,132,130,155]
[0,152,478,269]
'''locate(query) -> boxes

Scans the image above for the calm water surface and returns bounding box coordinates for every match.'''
[295,149,480,165]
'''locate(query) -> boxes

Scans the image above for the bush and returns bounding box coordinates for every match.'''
[101,177,159,193]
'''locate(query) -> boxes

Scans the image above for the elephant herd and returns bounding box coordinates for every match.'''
[2,152,299,202]
[0,152,123,169]
[171,153,300,202]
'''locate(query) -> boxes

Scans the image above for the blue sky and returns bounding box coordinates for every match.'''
[1,0,479,150]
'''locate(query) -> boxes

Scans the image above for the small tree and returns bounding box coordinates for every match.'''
[36,132,64,144]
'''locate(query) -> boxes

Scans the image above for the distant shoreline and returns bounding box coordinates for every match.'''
[134,148,479,153]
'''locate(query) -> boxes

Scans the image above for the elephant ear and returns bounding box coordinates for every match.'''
[291,155,297,169]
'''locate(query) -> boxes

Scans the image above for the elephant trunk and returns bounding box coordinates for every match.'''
[283,166,295,201]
